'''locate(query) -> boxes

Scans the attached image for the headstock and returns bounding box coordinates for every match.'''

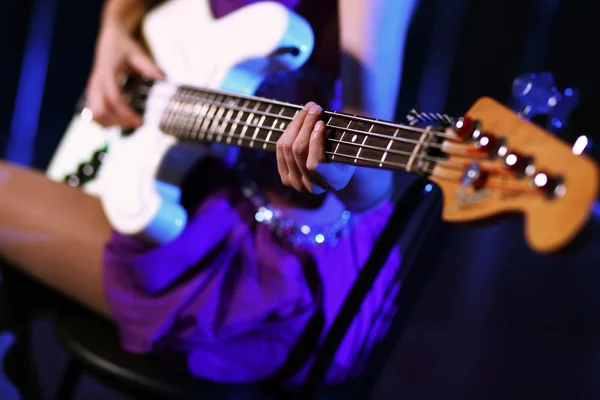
[429,97,599,254]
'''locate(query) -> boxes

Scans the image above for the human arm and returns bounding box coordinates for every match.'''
[335,0,419,211]
[86,0,165,128]
[101,0,161,33]
[276,0,419,211]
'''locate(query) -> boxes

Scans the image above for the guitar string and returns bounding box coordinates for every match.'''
[161,124,537,195]
[150,91,499,172]
[134,96,455,151]
[125,82,530,192]
[76,105,536,196]
[136,96,501,172]
[136,80,458,139]
[141,90,459,142]
[156,101,472,169]
[157,109,455,166]
[131,85,486,176]
[138,80,458,137]
[164,123,433,174]
[160,113,525,185]
[73,123,528,196]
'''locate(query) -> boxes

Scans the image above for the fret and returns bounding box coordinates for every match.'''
[379,128,400,167]
[250,103,271,148]
[186,91,206,138]
[198,94,224,140]
[264,106,286,149]
[205,97,228,141]
[277,106,296,132]
[215,96,239,143]
[189,92,213,139]
[385,127,424,171]
[323,113,419,170]
[172,89,194,138]
[360,123,409,169]
[237,101,261,147]
[354,124,373,163]
[291,107,301,119]
[227,99,249,144]
[166,93,184,137]
[328,115,357,163]
[185,102,202,138]
[323,114,333,135]
[159,95,183,136]
[405,129,435,173]
[181,90,202,138]
[264,104,297,146]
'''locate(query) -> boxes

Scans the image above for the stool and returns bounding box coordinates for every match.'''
[52,300,348,400]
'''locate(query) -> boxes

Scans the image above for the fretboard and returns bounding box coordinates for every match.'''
[156,85,441,174]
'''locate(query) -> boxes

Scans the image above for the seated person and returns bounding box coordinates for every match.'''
[0,0,417,384]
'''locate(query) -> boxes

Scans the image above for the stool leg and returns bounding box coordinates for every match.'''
[1,266,42,400]
[55,358,82,400]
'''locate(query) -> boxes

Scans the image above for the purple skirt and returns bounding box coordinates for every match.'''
[102,188,401,384]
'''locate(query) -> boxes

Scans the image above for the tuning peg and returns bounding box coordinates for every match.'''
[512,72,559,117]
[511,72,580,134]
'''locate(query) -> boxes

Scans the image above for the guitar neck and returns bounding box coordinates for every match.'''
[155,85,443,175]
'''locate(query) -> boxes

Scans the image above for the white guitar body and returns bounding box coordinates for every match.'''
[47,0,314,244]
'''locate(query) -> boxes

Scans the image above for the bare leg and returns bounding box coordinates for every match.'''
[0,161,112,317]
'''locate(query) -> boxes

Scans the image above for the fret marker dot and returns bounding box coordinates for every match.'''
[253,117,259,124]
[301,225,311,234]
[280,123,285,129]
[315,234,325,244]
[352,135,357,142]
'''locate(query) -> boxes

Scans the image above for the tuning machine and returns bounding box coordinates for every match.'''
[452,117,508,159]
[511,71,580,135]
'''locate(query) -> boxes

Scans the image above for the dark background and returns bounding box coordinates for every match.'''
[1,0,600,398]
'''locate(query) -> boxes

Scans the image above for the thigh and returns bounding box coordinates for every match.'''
[0,161,112,317]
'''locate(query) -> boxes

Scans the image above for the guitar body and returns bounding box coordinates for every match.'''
[47,0,314,244]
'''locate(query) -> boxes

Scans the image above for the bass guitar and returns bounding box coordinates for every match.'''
[46,0,599,254]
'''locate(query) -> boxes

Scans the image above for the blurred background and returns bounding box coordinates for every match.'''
[1,0,600,398]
